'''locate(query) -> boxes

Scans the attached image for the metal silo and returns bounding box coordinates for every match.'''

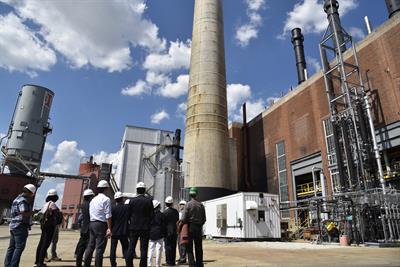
[3,84,54,175]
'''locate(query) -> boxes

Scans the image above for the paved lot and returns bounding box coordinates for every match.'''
[0,225,399,267]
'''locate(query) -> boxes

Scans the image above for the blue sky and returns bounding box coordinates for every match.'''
[0,0,390,208]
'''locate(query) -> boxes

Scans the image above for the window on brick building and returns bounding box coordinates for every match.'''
[276,141,290,219]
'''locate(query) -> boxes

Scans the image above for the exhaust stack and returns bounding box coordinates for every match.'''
[324,0,346,53]
[386,0,400,18]
[291,28,307,85]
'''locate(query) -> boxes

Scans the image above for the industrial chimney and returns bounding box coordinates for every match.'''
[324,0,346,53]
[291,28,307,85]
[183,0,232,201]
[386,0,400,18]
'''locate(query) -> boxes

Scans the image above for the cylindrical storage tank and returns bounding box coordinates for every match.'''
[5,84,54,175]
[386,0,400,18]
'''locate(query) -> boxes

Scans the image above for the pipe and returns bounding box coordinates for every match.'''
[291,28,307,84]
[311,166,320,197]
[385,0,400,18]
[364,16,373,34]
[324,0,346,53]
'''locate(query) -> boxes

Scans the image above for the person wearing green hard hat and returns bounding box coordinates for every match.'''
[181,187,206,267]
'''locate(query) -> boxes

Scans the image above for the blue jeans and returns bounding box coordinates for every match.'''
[4,225,29,267]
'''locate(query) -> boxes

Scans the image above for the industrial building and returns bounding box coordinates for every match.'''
[113,125,182,207]
[227,1,400,242]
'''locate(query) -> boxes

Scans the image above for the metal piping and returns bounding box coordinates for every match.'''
[291,28,307,84]
[324,0,346,53]
[385,0,400,18]
[364,16,373,34]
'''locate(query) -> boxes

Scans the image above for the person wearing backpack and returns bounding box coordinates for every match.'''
[34,189,62,267]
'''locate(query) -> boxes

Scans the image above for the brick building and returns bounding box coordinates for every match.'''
[229,15,400,228]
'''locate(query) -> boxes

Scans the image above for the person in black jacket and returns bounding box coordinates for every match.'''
[163,196,179,266]
[126,182,154,267]
[75,189,95,267]
[110,192,130,267]
[148,200,166,267]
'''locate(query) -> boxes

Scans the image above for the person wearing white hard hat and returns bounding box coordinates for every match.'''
[177,200,187,264]
[4,184,36,267]
[126,182,154,267]
[147,200,166,267]
[84,180,112,267]
[35,189,62,267]
[163,196,179,266]
[109,192,129,267]
[75,189,95,267]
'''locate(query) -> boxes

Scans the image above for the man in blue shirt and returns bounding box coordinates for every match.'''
[4,183,36,267]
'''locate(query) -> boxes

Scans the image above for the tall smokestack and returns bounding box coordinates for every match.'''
[183,0,232,200]
[386,0,400,18]
[324,0,346,53]
[291,28,307,85]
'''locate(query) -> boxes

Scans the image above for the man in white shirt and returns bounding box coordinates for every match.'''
[83,180,112,267]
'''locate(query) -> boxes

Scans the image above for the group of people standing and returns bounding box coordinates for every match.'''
[3,181,206,267]
[77,180,206,267]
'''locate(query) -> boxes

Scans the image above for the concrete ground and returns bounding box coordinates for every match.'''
[0,225,399,267]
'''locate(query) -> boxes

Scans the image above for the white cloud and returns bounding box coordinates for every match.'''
[281,0,358,38]
[227,84,252,116]
[143,40,191,73]
[235,0,266,47]
[176,102,187,120]
[45,141,85,174]
[0,13,56,77]
[122,40,191,97]
[93,150,120,165]
[157,74,189,98]
[348,27,365,40]
[121,80,151,96]
[227,83,268,122]
[44,142,56,152]
[306,56,321,74]
[5,0,166,72]
[151,110,170,124]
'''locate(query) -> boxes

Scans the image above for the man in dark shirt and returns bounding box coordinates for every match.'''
[75,189,95,267]
[126,182,154,267]
[148,200,166,267]
[163,196,179,266]
[181,187,206,267]
[110,192,130,267]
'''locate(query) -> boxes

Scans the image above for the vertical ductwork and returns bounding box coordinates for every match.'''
[324,0,346,53]
[173,129,181,162]
[386,0,400,18]
[291,28,307,85]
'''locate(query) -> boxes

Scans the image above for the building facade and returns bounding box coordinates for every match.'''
[229,15,400,228]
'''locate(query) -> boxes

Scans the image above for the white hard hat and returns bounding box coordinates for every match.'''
[165,196,173,204]
[83,189,94,196]
[179,200,187,205]
[97,180,109,188]
[114,191,123,200]
[47,189,58,197]
[24,184,36,194]
[136,182,146,189]
[152,199,160,209]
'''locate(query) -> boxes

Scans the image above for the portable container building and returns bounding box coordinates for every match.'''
[203,192,281,240]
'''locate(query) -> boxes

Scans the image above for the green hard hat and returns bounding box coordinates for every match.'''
[189,187,198,195]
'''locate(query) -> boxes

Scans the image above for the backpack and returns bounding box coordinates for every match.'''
[40,202,62,228]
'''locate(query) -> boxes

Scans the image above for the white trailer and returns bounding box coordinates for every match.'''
[203,192,281,240]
